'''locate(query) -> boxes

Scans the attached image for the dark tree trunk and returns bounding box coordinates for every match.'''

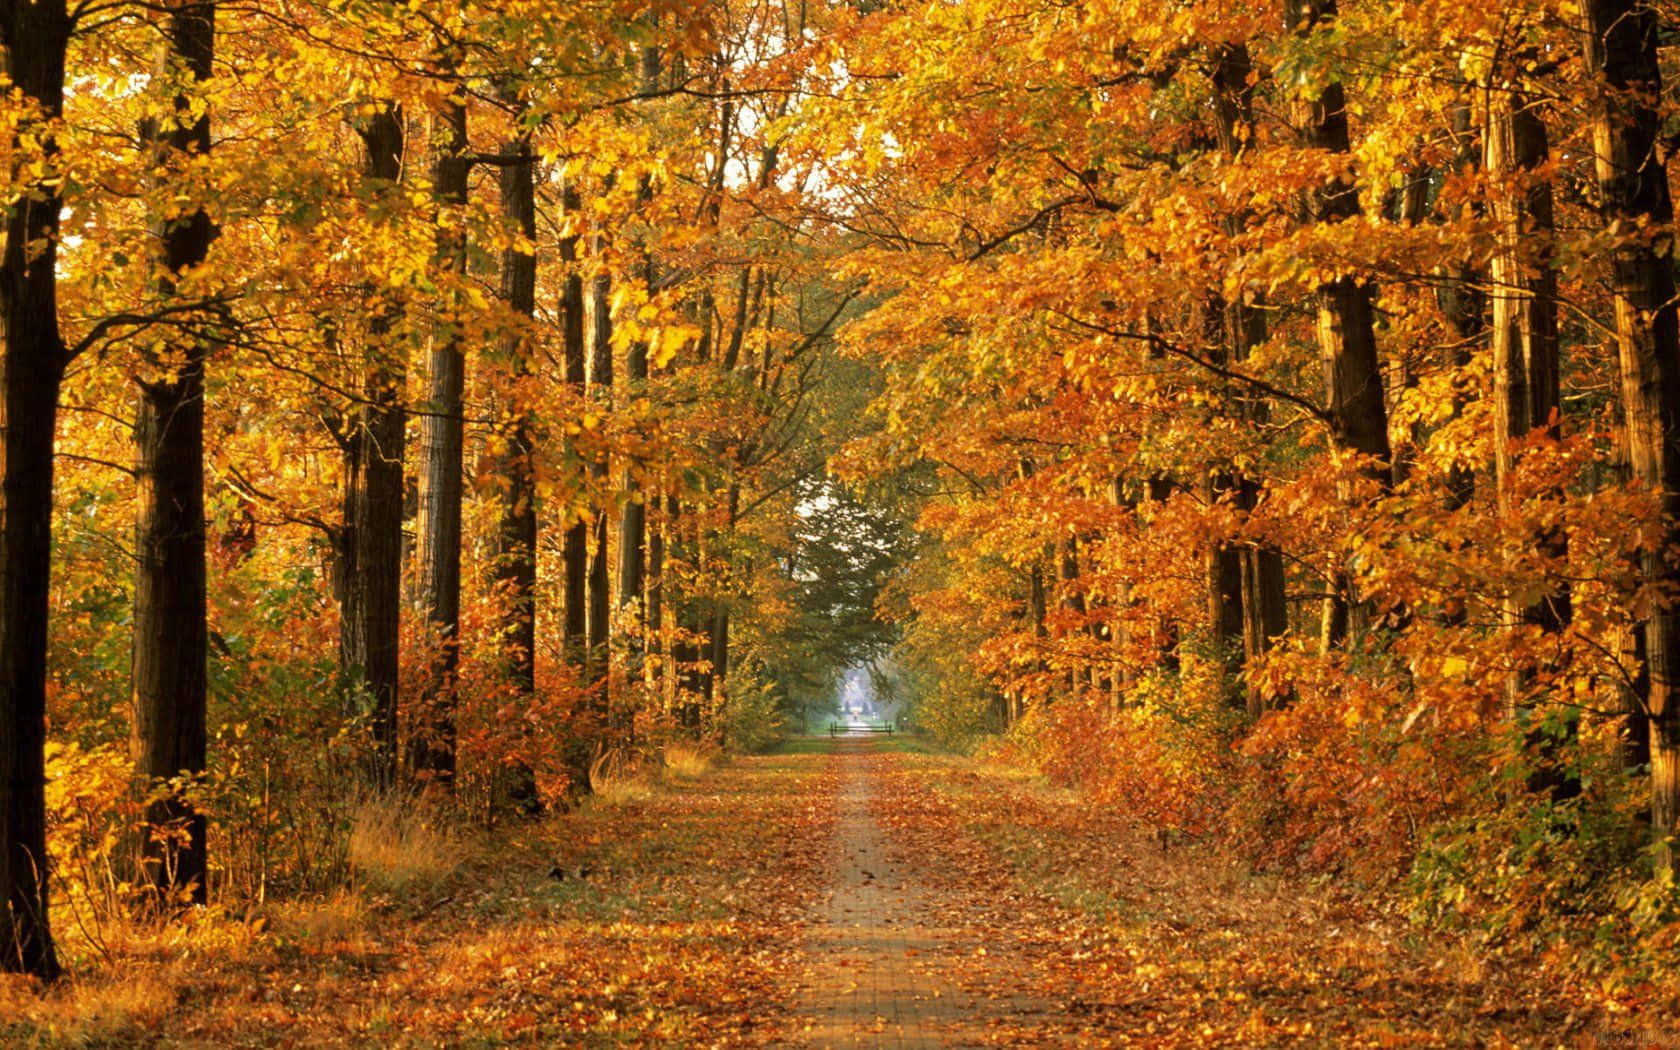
[488,117,540,816]
[1059,536,1089,693]
[132,0,215,907]
[586,235,613,702]
[341,103,405,790]
[1582,0,1680,872]
[617,43,662,639]
[0,0,69,980]
[665,493,700,727]
[1287,0,1391,646]
[1204,485,1245,696]
[412,82,469,789]
[559,183,588,666]
[1146,478,1182,672]
[705,484,740,711]
[647,484,665,695]
[1211,42,1287,713]
[708,606,729,709]
[1239,503,1289,718]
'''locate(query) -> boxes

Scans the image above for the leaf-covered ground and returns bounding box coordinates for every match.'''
[869,743,1680,1047]
[5,737,1678,1046]
[0,749,835,1047]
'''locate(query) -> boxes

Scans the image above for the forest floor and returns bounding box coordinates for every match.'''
[3,736,1678,1047]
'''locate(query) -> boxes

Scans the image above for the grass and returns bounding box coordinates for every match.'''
[347,795,465,896]
[587,746,656,805]
[661,739,721,779]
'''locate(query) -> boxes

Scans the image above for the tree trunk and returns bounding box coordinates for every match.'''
[341,102,405,790]
[1240,517,1289,719]
[1146,478,1182,672]
[412,84,469,789]
[1486,82,1575,800]
[1437,96,1483,529]
[132,0,215,907]
[587,229,613,703]
[706,606,728,713]
[1211,42,1287,712]
[1287,0,1391,645]
[560,183,589,666]
[1582,0,1680,872]
[1059,535,1088,693]
[0,0,69,980]
[1204,457,1244,701]
[489,116,540,816]
[647,482,665,695]
[617,43,662,639]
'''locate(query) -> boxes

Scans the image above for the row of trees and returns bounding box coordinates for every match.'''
[13,0,1680,988]
[1,0,887,980]
[810,0,1680,952]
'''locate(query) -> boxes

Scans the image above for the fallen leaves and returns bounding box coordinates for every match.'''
[1,751,837,1047]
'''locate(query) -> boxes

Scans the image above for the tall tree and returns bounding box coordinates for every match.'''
[587,192,614,708]
[131,0,216,906]
[617,41,663,636]
[559,182,589,667]
[412,48,469,788]
[488,102,541,814]
[1485,73,1573,798]
[1286,0,1391,648]
[340,102,406,789]
[1210,40,1287,715]
[1581,0,1680,870]
[0,0,70,979]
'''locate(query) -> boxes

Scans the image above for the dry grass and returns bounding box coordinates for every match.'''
[347,794,464,896]
[0,967,174,1045]
[662,740,721,780]
[588,746,655,804]
[271,891,369,944]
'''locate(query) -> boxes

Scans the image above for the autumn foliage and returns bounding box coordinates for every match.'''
[2,0,1680,1030]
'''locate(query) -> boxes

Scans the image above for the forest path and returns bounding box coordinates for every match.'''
[6,737,1671,1046]
[786,738,1669,1048]
[790,737,1050,1046]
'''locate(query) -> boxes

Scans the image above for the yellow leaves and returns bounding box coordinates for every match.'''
[650,324,698,369]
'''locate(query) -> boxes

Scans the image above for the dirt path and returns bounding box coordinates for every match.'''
[791,738,1055,1048]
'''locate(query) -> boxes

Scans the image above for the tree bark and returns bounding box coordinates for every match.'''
[647,482,665,695]
[617,43,662,636]
[1287,0,1391,646]
[1437,96,1483,529]
[341,102,405,790]
[1059,535,1088,693]
[412,82,469,789]
[132,0,215,907]
[488,115,540,815]
[587,223,614,703]
[1582,0,1680,872]
[1146,478,1182,672]
[0,0,69,979]
[1485,82,1575,800]
[559,183,588,666]
[1211,42,1287,714]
